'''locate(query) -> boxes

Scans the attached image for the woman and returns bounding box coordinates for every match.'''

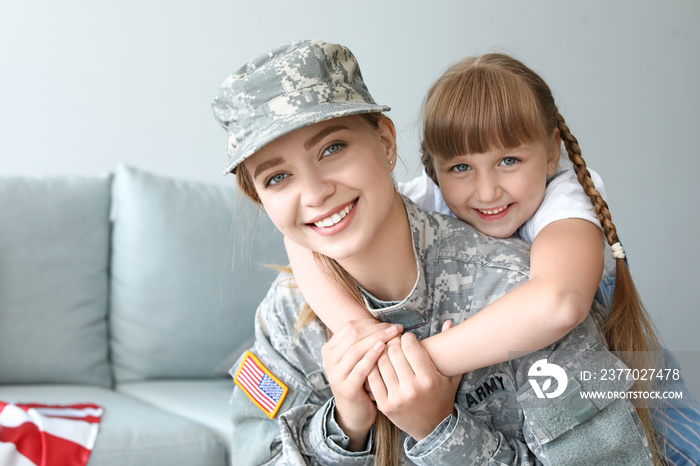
[212,40,654,465]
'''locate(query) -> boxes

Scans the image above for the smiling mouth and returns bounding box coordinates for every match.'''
[312,200,357,228]
[477,205,509,215]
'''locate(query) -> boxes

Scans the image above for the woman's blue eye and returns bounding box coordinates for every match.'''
[266,173,288,187]
[501,157,518,166]
[323,143,343,156]
[451,163,471,172]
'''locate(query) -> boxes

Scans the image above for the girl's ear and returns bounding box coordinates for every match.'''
[547,128,562,176]
[377,117,398,169]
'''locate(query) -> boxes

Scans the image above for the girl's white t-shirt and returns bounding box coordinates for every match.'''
[398,168,616,281]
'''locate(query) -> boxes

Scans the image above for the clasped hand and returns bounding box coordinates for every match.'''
[321,319,460,450]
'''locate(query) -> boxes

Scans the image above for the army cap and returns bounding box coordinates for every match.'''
[212,40,390,174]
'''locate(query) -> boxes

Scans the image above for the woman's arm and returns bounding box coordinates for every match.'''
[421,218,604,376]
[285,236,373,333]
[231,276,401,464]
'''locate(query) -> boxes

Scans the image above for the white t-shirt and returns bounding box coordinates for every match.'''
[398,168,616,281]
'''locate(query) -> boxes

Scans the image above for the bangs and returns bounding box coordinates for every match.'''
[424,65,548,160]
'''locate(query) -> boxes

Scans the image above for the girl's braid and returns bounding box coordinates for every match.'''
[557,111,663,466]
[555,112,619,247]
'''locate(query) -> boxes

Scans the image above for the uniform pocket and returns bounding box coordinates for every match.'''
[517,343,634,445]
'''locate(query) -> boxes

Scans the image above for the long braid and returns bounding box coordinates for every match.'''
[556,114,620,247]
[555,111,661,352]
[557,112,663,464]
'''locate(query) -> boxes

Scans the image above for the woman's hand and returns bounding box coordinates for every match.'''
[367,321,461,441]
[321,318,402,451]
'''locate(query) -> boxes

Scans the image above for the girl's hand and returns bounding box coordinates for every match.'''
[321,318,402,451]
[367,321,461,441]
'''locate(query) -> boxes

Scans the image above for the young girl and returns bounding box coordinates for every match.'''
[213,40,655,465]
[285,52,698,465]
[288,51,654,372]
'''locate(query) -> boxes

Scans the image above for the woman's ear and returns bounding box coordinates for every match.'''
[547,128,561,176]
[377,117,398,169]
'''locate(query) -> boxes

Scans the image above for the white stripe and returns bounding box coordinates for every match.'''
[249,375,279,408]
[239,369,263,388]
[241,361,264,379]
[664,441,694,465]
[0,444,36,466]
[29,409,100,449]
[659,398,700,426]
[0,404,31,427]
[0,404,99,449]
[657,408,700,452]
[238,361,278,411]
[34,406,103,419]
[237,371,263,393]
[238,375,275,412]
[237,366,274,407]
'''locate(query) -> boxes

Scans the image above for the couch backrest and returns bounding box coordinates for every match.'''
[0,166,287,387]
[109,165,286,383]
[0,174,113,387]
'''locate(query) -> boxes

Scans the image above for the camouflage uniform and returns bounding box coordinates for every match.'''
[229,198,653,465]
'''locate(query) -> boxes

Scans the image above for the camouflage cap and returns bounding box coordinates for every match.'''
[212,40,390,174]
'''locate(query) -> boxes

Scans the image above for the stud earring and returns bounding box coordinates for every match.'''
[389,160,394,165]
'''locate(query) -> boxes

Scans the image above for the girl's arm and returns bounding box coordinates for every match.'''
[421,218,604,376]
[286,218,603,378]
[285,237,373,332]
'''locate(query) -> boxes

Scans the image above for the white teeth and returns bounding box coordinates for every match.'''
[314,202,354,228]
[478,205,508,215]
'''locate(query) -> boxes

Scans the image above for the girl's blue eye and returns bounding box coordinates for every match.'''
[451,163,471,172]
[265,173,288,187]
[501,157,518,166]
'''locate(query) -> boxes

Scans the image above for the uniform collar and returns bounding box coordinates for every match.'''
[360,197,435,330]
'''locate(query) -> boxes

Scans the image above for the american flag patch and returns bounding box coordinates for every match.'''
[234,351,288,419]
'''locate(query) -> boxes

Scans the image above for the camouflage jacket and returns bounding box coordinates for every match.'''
[229,198,652,465]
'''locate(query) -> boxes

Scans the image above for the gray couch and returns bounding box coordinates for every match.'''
[0,165,286,465]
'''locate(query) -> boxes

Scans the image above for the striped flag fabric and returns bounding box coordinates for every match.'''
[0,401,103,466]
[234,351,288,419]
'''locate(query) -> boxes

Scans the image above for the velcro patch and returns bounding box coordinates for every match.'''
[234,351,289,419]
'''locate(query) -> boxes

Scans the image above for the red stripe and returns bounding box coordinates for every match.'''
[0,421,92,466]
[238,379,273,412]
[237,358,278,413]
[238,365,275,412]
[242,359,278,410]
[10,403,102,423]
[33,413,102,424]
[19,403,101,411]
[242,358,264,378]
[41,415,102,424]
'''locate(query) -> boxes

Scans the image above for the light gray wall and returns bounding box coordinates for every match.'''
[2,1,699,392]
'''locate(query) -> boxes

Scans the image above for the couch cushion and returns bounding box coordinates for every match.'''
[116,379,234,449]
[0,175,112,387]
[0,384,227,466]
[110,165,286,382]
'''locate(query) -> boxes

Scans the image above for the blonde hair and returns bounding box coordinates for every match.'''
[422,53,663,463]
[236,113,401,466]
